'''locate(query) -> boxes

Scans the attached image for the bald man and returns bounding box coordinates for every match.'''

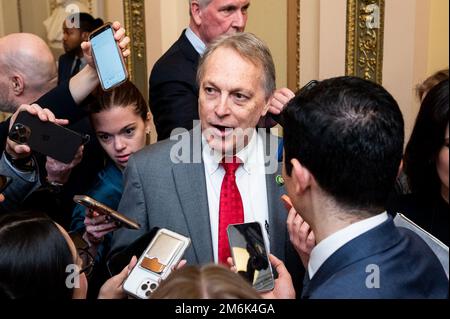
[0,24,129,222]
[0,33,58,113]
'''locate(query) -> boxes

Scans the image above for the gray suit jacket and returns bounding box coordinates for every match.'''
[111,130,303,287]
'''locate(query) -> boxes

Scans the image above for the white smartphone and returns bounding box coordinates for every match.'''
[123,228,191,299]
[89,22,128,91]
[227,222,275,292]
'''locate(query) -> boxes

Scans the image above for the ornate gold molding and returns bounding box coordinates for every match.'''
[346,0,385,84]
[123,0,148,100]
[287,0,301,91]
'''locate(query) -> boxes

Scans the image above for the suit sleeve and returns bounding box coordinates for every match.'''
[109,155,149,256]
[35,81,86,123]
[149,72,199,142]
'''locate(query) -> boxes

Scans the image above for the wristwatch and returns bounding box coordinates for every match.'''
[4,151,35,172]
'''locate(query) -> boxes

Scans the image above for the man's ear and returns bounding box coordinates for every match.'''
[190,0,203,26]
[81,31,90,42]
[11,75,24,96]
[290,158,312,195]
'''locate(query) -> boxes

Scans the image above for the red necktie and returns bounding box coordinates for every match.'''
[218,157,244,264]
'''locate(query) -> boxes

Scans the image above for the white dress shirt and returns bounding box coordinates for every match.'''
[202,130,270,263]
[185,27,206,56]
[308,212,389,279]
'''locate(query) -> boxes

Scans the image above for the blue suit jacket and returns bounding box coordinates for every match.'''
[302,217,448,299]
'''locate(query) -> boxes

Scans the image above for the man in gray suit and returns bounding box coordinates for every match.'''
[111,32,302,290]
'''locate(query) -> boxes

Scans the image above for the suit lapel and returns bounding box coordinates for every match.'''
[262,131,286,259]
[302,218,402,298]
[172,162,213,264]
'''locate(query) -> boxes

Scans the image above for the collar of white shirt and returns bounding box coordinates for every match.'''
[308,212,389,279]
[185,27,206,56]
[202,129,259,176]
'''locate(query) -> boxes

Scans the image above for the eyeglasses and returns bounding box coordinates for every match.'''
[68,231,95,277]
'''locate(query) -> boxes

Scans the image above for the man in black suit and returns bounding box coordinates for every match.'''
[58,13,103,84]
[149,0,294,141]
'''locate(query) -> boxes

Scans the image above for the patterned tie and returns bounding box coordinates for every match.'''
[218,156,244,264]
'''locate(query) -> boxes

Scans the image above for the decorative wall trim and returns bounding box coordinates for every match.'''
[346,0,385,84]
[287,0,300,91]
[123,0,148,100]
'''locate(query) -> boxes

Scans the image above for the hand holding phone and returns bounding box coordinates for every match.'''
[227,222,274,292]
[73,195,140,230]
[9,111,89,164]
[89,22,128,90]
[123,228,191,299]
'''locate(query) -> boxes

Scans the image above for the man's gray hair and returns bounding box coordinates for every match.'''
[197,32,276,99]
[189,0,213,8]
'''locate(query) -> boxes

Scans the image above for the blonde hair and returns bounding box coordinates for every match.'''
[416,69,449,101]
[150,264,261,299]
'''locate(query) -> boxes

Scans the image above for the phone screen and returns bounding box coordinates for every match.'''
[90,25,127,90]
[227,222,274,292]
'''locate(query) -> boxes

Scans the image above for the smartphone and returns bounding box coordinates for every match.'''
[89,23,128,91]
[73,195,140,230]
[9,111,89,164]
[227,222,275,292]
[0,175,12,193]
[123,228,191,299]
[107,227,160,277]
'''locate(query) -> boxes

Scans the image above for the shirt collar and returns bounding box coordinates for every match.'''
[308,212,389,279]
[185,27,206,56]
[202,129,259,175]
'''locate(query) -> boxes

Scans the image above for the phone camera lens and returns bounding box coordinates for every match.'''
[141,284,148,291]
[145,291,152,297]
[150,283,158,290]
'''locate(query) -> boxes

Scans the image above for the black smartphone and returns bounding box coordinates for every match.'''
[73,195,141,230]
[227,222,275,292]
[0,175,12,193]
[9,111,89,164]
[89,23,128,91]
[107,227,160,277]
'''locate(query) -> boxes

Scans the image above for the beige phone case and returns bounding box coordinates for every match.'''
[140,232,183,274]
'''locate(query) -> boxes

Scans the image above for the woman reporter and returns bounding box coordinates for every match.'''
[0,211,135,299]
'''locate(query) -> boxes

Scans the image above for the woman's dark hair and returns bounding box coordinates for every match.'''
[88,81,149,122]
[404,79,449,195]
[0,212,75,299]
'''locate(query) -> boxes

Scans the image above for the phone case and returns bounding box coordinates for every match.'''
[123,228,190,299]
[89,23,128,91]
[227,222,275,292]
[9,111,88,164]
[73,195,141,230]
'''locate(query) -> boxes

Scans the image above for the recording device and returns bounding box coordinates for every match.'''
[9,111,89,164]
[73,195,140,230]
[107,228,160,277]
[0,175,12,193]
[227,222,275,292]
[123,228,191,299]
[89,22,128,91]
